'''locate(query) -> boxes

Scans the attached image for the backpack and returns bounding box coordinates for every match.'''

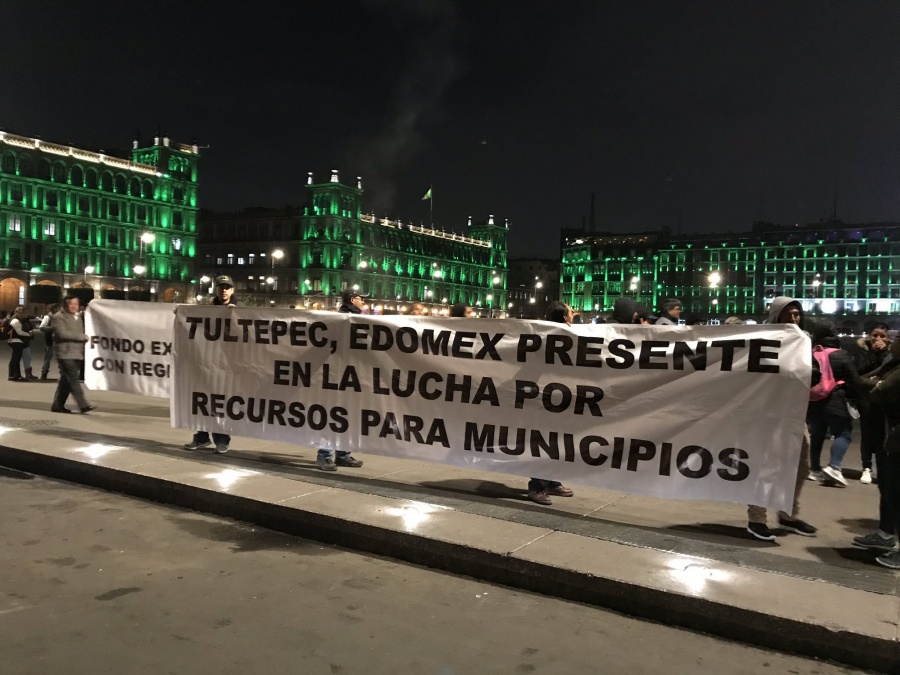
[0,317,11,341]
[809,346,844,401]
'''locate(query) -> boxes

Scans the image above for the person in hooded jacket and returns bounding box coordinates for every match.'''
[807,320,864,487]
[611,297,655,325]
[849,322,891,484]
[746,297,818,541]
[526,301,577,505]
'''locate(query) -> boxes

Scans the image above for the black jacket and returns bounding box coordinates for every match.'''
[850,337,890,377]
[808,336,863,419]
[339,303,361,314]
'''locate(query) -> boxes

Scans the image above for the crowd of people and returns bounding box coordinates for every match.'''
[7,278,900,568]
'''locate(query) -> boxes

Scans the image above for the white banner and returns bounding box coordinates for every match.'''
[85,300,174,398]
[171,306,811,511]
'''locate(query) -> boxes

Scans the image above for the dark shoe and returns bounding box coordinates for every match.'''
[876,550,900,570]
[214,443,229,454]
[335,455,363,467]
[8,377,26,382]
[80,405,96,414]
[50,407,72,414]
[316,456,337,471]
[183,440,211,451]
[527,490,553,506]
[546,484,574,497]
[747,522,777,541]
[852,532,897,553]
[778,516,817,537]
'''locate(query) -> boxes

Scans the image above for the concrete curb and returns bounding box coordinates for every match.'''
[1,443,897,673]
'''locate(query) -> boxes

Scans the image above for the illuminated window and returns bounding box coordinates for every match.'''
[237,257,245,265]
[172,238,182,252]
[8,214,21,232]
[227,254,234,265]
[45,221,56,236]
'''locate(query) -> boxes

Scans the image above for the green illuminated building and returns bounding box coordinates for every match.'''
[561,221,900,322]
[0,131,199,309]
[199,170,509,315]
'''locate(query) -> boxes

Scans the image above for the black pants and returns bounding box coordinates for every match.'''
[882,452,900,537]
[51,358,90,411]
[859,406,886,471]
[7,341,23,380]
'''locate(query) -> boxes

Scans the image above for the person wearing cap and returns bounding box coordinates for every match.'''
[183,275,237,454]
[316,288,366,470]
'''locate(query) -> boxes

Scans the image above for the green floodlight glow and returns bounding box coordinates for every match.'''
[30,266,42,273]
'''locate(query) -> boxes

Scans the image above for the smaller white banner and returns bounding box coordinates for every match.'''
[84,300,174,398]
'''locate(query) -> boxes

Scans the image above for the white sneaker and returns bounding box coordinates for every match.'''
[807,470,823,481]
[860,468,873,484]
[822,465,848,487]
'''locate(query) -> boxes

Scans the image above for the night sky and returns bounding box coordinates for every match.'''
[3,1,900,256]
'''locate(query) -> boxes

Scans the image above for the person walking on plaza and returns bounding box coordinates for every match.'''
[807,321,863,487]
[850,322,891,484]
[527,301,576,506]
[654,298,682,325]
[50,297,94,414]
[38,304,60,380]
[7,306,33,382]
[746,297,818,541]
[316,289,365,471]
[184,276,237,454]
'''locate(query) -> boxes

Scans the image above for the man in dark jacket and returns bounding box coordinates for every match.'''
[317,289,366,471]
[654,298,682,325]
[746,297,818,541]
[849,323,890,483]
[50,297,94,413]
[807,321,864,487]
[611,297,655,324]
[184,275,237,454]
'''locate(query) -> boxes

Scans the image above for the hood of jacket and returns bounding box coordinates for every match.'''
[767,296,802,324]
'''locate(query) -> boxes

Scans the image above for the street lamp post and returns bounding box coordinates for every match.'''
[534,279,543,318]
[708,271,721,314]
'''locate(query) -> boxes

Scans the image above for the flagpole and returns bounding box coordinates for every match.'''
[430,185,433,228]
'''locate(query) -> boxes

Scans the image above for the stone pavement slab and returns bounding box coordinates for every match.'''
[0,381,898,671]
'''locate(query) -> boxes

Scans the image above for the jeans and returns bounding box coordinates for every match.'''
[41,341,54,377]
[528,478,564,493]
[191,431,230,447]
[808,412,853,470]
[317,449,352,460]
[51,358,90,410]
[7,342,24,379]
[21,346,32,372]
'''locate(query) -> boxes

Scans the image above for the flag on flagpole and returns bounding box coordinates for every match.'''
[421,187,432,201]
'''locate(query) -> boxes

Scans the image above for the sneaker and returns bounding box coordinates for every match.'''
[335,455,363,467]
[80,405,96,414]
[214,443,229,454]
[778,516,818,537]
[316,456,337,471]
[183,440,212,451]
[546,484,574,497]
[822,465,848,487]
[807,470,824,481]
[860,468,873,484]
[50,407,72,414]
[852,532,897,553]
[746,522,777,541]
[876,550,900,570]
[527,490,552,506]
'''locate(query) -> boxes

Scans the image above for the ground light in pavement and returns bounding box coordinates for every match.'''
[202,468,259,491]
[71,443,122,461]
[383,501,451,532]
[667,556,732,595]
[0,425,18,437]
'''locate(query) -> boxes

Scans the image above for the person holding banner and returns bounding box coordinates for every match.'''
[50,297,94,414]
[527,301,576,505]
[184,275,237,454]
[316,289,366,470]
[746,297,817,541]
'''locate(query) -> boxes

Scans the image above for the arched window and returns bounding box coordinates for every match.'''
[142,180,154,199]
[52,162,67,182]
[129,178,141,197]
[85,168,98,189]
[101,172,113,192]
[70,165,84,187]
[37,159,51,181]
[114,175,127,194]
[18,156,33,177]
[1,152,15,174]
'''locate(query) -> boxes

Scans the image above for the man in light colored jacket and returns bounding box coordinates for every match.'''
[50,296,94,414]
